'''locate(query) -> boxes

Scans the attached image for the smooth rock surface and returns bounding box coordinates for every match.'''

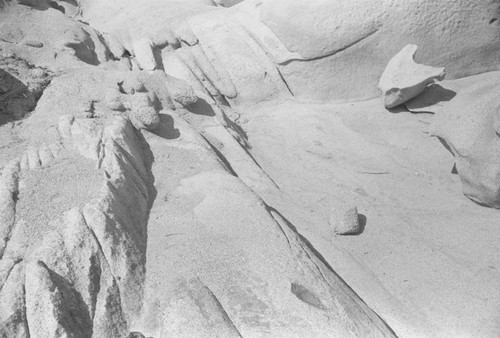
[430,72,500,208]
[378,45,445,109]
[1,0,500,337]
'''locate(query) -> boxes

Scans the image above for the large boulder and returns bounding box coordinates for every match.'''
[378,44,445,109]
[430,72,500,208]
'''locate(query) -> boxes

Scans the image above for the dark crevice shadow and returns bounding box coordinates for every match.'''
[65,29,99,66]
[151,114,180,140]
[134,127,157,315]
[221,109,249,143]
[152,47,165,71]
[200,134,239,177]
[41,261,94,337]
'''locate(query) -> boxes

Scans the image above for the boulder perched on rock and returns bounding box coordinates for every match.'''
[430,72,500,208]
[378,45,445,109]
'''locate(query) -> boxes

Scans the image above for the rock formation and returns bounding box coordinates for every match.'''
[378,45,445,109]
[430,72,500,208]
[1,0,500,337]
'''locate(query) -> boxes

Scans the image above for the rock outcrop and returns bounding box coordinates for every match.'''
[378,45,445,109]
[1,0,500,336]
[430,72,500,208]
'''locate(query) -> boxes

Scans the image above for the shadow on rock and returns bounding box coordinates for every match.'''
[152,114,180,140]
[405,84,457,113]
[0,68,34,126]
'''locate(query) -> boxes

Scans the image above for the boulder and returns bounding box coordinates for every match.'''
[329,200,361,235]
[430,72,500,208]
[378,44,445,109]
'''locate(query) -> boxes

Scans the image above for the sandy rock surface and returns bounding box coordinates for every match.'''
[1,0,500,337]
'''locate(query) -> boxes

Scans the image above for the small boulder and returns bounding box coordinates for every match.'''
[129,93,160,131]
[378,44,445,109]
[167,76,199,107]
[329,200,361,235]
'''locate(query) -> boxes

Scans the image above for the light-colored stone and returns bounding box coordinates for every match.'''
[329,201,361,235]
[430,72,500,208]
[378,45,445,108]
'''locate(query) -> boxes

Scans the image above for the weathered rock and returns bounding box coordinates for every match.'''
[128,93,161,130]
[133,38,157,71]
[329,200,361,235]
[0,262,28,338]
[430,72,500,208]
[378,45,445,109]
[162,278,242,337]
[25,260,92,338]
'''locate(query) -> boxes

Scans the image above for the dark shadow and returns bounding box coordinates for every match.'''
[0,68,35,126]
[152,46,165,71]
[49,0,65,13]
[14,0,50,10]
[41,261,93,337]
[186,98,215,117]
[64,29,99,66]
[221,108,249,143]
[451,163,458,175]
[387,104,409,114]
[405,84,457,113]
[200,134,239,177]
[152,114,180,139]
[436,136,455,156]
[61,0,78,6]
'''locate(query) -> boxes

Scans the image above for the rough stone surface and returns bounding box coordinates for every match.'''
[330,201,361,235]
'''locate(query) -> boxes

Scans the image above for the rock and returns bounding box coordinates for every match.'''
[128,93,161,130]
[166,76,199,106]
[133,38,157,71]
[329,200,361,235]
[25,260,93,338]
[378,45,445,109]
[0,262,28,337]
[104,89,126,111]
[430,72,500,208]
[122,75,147,94]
